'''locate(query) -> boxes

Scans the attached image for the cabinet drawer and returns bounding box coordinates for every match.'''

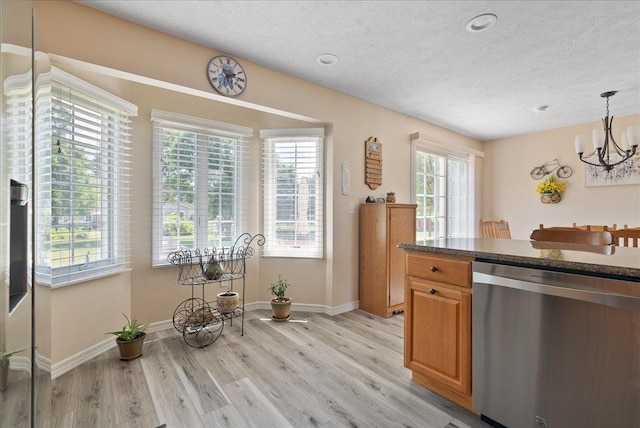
[406,252,471,288]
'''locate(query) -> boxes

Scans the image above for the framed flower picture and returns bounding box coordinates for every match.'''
[585,153,640,187]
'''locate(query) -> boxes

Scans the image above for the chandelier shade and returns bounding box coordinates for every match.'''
[574,91,639,171]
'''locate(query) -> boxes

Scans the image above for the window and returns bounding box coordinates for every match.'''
[413,144,470,243]
[260,128,324,258]
[151,110,251,266]
[33,68,138,286]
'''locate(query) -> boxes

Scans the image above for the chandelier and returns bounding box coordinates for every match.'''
[574,91,639,171]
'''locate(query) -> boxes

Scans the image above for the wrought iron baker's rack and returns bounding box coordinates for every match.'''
[167,233,264,348]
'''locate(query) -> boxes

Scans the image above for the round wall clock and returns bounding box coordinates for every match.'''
[207,55,247,97]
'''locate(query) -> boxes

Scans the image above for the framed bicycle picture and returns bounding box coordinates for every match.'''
[584,153,640,187]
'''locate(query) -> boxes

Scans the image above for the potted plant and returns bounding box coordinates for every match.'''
[268,274,292,322]
[216,290,239,314]
[536,175,566,204]
[0,348,24,391]
[204,255,224,280]
[184,306,216,326]
[107,313,147,360]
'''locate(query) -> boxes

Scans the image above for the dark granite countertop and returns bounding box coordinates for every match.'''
[399,238,640,281]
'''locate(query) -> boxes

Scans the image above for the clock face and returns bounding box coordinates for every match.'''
[207,55,246,97]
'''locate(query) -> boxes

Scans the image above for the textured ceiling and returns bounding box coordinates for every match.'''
[76,1,640,141]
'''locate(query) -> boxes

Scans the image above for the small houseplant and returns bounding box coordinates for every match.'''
[216,289,239,314]
[204,255,224,280]
[107,314,147,360]
[536,175,566,204]
[0,348,24,391]
[268,274,292,322]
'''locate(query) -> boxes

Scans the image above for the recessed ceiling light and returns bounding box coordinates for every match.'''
[317,53,338,66]
[466,13,497,32]
[534,105,549,113]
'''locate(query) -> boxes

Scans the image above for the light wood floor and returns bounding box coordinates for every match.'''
[49,309,490,428]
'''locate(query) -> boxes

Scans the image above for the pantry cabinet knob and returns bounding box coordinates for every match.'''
[429,288,436,295]
[430,266,438,272]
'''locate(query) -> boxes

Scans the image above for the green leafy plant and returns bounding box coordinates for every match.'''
[268,275,291,302]
[0,349,25,368]
[536,175,566,195]
[107,313,147,341]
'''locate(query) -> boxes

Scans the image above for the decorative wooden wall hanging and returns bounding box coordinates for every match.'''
[365,137,382,189]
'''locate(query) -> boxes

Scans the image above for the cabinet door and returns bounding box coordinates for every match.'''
[387,206,416,306]
[406,279,471,394]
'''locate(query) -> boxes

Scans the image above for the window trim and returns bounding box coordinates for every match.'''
[151,110,252,266]
[411,132,481,240]
[260,128,325,258]
[33,68,137,287]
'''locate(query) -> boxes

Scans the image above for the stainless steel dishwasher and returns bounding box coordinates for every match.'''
[472,261,640,428]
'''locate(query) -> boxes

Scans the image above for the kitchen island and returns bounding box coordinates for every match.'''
[400,237,640,280]
[400,238,639,428]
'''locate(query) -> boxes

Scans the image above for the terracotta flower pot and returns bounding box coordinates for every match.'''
[216,291,239,314]
[116,332,146,360]
[270,298,292,322]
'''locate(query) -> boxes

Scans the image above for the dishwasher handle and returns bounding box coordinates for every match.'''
[473,271,640,312]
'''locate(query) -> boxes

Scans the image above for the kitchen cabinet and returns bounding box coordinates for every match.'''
[404,250,473,411]
[359,203,416,317]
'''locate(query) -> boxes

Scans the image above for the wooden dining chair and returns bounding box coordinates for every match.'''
[571,223,617,231]
[611,228,640,247]
[480,220,511,239]
[530,228,614,246]
[538,224,577,230]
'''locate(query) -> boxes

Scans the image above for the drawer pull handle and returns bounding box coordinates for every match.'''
[430,266,438,272]
[429,288,437,295]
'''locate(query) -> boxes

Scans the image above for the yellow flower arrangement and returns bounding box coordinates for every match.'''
[535,175,566,195]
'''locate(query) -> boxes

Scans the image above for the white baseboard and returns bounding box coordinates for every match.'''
[52,336,115,379]
[51,301,359,379]
[9,355,32,374]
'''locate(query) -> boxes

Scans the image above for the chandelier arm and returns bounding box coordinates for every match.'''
[580,154,609,168]
[580,152,635,170]
[606,116,629,158]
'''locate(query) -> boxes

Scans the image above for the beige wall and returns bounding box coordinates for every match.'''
[482,114,640,239]
[32,1,481,363]
[11,1,638,366]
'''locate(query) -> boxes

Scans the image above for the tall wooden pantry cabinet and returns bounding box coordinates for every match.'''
[359,203,417,317]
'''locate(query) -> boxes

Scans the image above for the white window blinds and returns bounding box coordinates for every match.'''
[260,128,324,258]
[151,110,252,266]
[38,69,137,286]
[3,71,33,183]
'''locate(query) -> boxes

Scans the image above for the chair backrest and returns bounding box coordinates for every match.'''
[530,228,614,246]
[494,221,511,239]
[571,223,617,231]
[480,220,511,239]
[480,220,496,238]
[611,228,640,247]
[539,224,578,230]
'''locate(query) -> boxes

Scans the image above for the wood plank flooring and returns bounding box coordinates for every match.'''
[49,310,491,428]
